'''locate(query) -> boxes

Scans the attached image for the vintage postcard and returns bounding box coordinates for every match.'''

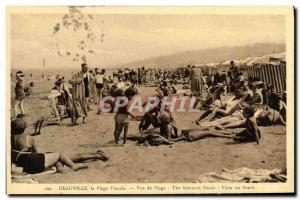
[6,6,294,194]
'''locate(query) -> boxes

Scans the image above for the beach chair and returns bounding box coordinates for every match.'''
[47,85,77,126]
[48,90,62,126]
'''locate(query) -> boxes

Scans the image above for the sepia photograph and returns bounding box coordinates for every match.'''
[6,6,294,194]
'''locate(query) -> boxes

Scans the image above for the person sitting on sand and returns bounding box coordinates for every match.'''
[247,84,263,106]
[143,111,178,140]
[138,90,174,132]
[194,87,226,125]
[197,85,261,130]
[159,80,169,96]
[265,91,287,123]
[128,112,177,146]
[204,89,248,122]
[11,114,108,174]
[168,80,177,95]
[131,108,257,146]
[196,88,244,124]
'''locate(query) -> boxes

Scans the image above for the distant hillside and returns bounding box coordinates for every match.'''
[121,43,285,68]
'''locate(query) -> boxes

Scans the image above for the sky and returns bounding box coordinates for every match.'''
[10,11,285,69]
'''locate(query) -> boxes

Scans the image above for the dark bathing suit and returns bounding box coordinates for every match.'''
[15,82,25,101]
[11,136,45,174]
[83,76,89,98]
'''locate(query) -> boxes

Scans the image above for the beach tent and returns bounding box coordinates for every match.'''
[247,61,286,93]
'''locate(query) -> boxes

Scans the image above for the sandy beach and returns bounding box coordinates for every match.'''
[11,79,286,183]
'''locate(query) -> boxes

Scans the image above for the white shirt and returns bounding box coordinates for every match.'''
[95,74,104,84]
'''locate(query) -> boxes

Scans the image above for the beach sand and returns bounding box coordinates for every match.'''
[10,79,286,183]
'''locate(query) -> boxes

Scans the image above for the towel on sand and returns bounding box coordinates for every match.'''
[195,167,286,183]
[12,167,57,183]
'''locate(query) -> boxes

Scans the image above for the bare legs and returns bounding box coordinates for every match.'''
[70,151,108,162]
[114,120,129,145]
[97,88,103,115]
[45,153,88,173]
[206,108,227,122]
[57,153,88,172]
[14,99,25,118]
[123,123,129,144]
[216,119,245,130]
[187,130,235,141]
[53,151,109,173]
[139,112,158,131]
[174,128,235,142]
[198,115,245,130]
[195,109,212,124]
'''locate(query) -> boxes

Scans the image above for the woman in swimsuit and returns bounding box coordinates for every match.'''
[11,115,108,174]
[256,105,286,126]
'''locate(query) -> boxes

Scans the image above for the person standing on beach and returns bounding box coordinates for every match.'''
[190,66,202,96]
[81,63,90,122]
[137,68,141,86]
[70,63,89,124]
[14,71,26,118]
[95,69,106,114]
[113,88,136,145]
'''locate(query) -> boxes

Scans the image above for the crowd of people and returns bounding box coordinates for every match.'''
[11,60,287,175]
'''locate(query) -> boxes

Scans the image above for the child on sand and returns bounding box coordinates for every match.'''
[113,88,136,145]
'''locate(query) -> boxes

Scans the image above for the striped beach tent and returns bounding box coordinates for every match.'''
[247,62,286,93]
[260,62,286,93]
[247,65,261,80]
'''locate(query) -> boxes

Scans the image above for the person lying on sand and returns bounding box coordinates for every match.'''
[198,103,286,130]
[128,112,178,146]
[176,106,261,145]
[134,106,260,145]
[11,114,108,174]
[256,105,286,126]
[197,112,245,130]
[196,89,248,124]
